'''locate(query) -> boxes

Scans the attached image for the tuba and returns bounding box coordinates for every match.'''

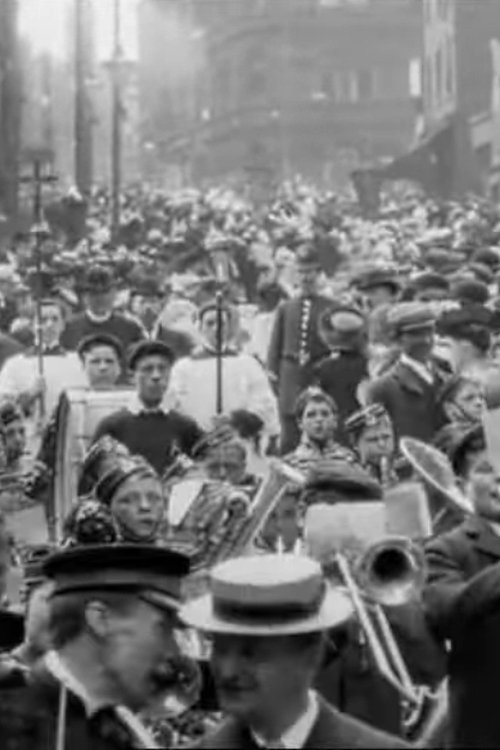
[400,437,473,524]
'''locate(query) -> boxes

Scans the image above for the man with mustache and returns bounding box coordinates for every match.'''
[0,543,193,749]
[181,554,409,748]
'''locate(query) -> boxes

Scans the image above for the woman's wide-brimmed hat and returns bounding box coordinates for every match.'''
[180,554,353,637]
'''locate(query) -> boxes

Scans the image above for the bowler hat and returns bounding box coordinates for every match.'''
[127,340,175,370]
[44,544,191,612]
[180,554,353,636]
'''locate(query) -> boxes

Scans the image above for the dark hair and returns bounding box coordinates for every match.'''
[49,589,137,648]
[77,333,124,364]
[294,387,337,421]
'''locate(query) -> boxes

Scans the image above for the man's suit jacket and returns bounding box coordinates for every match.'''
[366,359,448,443]
[0,663,142,750]
[195,696,409,749]
[267,295,331,416]
[424,516,500,748]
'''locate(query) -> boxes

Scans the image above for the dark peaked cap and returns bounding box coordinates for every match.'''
[44,544,191,612]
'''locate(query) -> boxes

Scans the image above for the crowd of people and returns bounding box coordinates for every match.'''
[0,177,499,747]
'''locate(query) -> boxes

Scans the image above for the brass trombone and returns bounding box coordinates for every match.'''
[334,536,427,708]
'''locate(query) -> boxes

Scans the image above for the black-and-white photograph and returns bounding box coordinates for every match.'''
[0,0,499,747]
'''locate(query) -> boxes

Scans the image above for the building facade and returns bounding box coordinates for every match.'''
[0,0,22,221]
[138,0,421,189]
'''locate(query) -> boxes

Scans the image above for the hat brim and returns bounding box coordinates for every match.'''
[180,585,353,636]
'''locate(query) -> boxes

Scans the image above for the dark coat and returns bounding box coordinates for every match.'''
[314,350,368,442]
[0,664,139,750]
[194,695,409,749]
[267,295,331,416]
[424,516,500,748]
[366,360,448,443]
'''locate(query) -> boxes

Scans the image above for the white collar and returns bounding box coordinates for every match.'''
[400,353,434,385]
[251,691,319,749]
[45,650,105,718]
[86,310,113,324]
[45,651,158,748]
[128,394,170,416]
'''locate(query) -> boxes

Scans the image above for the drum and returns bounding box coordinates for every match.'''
[54,387,135,540]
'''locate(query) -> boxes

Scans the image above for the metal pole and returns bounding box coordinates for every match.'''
[111,0,122,240]
[74,0,93,195]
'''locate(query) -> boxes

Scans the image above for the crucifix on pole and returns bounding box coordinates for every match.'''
[20,150,58,418]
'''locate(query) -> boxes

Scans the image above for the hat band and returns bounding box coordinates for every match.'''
[213,584,326,625]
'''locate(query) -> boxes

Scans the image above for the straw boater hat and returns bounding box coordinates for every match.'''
[180,554,353,636]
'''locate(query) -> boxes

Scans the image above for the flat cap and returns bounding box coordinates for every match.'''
[303,459,382,502]
[437,304,493,335]
[128,339,175,370]
[355,268,400,293]
[388,302,436,335]
[471,248,500,271]
[469,262,494,285]
[44,544,191,612]
[411,272,449,293]
[451,279,489,306]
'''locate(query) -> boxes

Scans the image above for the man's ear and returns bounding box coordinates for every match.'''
[85,601,110,640]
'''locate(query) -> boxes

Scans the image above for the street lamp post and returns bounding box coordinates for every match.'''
[111,0,123,241]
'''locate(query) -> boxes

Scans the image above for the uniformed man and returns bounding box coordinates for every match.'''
[267,244,331,454]
[0,543,193,749]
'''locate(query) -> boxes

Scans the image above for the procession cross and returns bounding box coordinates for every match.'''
[19,151,59,417]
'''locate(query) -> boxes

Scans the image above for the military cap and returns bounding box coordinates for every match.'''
[127,339,175,371]
[388,302,436,335]
[22,544,56,594]
[77,332,124,362]
[344,404,392,440]
[82,265,114,293]
[303,459,382,502]
[451,279,489,306]
[295,243,321,268]
[95,454,159,506]
[180,554,353,636]
[0,402,23,429]
[411,272,449,294]
[354,268,400,293]
[44,544,191,612]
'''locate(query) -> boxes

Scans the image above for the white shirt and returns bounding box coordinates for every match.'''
[45,650,158,749]
[127,394,170,416]
[167,351,280,436]
[251,691,319,749]
[400,353,434,386]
